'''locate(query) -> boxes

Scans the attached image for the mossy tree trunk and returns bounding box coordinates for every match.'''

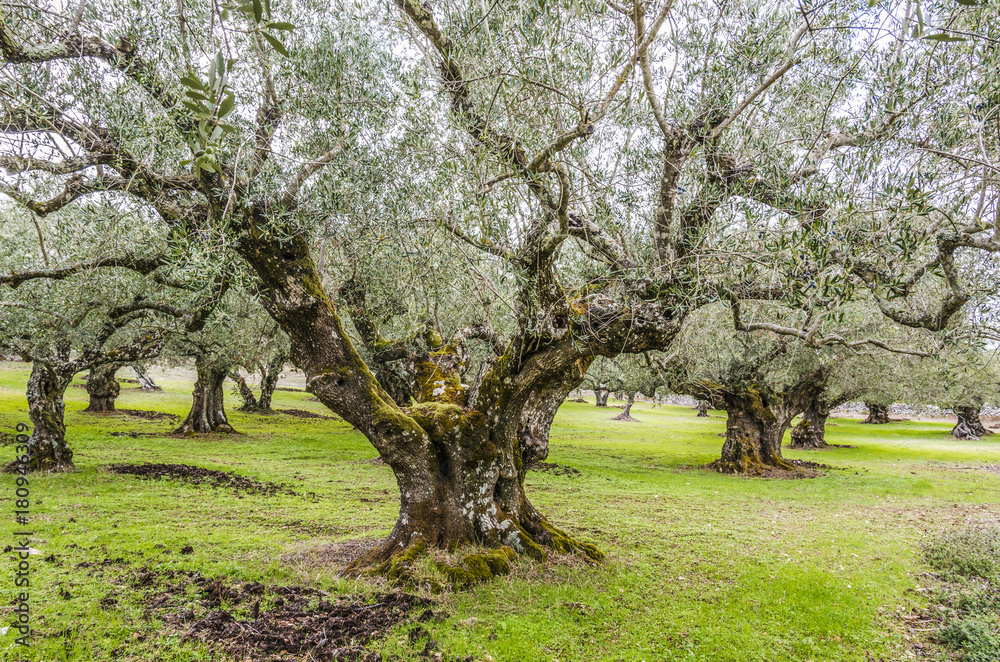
[715,389,794,474]
[594,388,610,407]
[686,368,828,475]
[21,362,75,472]
[952,405,993,440]
[519,359,592,466]
[788,399,831,449]
[231,217,683,575]
[173,358,235,434]
[862,401,890,424]
[82,363,121,413]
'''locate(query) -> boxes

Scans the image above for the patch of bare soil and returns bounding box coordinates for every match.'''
[187,589,433,661]
[277,408,338,420]
[107,463,299,496]
[705,459,832,479]
[567,398,588,403]
[113,409,181,421]
[528,462,581,476]
[125,564,439,662]
[282,538,383,571]
[275,386,305,392]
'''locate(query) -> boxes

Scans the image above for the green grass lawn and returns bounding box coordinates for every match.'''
[1,361,999,661]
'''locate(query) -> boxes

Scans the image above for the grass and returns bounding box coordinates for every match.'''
[1,360,999,661]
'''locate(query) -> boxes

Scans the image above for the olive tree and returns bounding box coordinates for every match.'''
[2,0,996,573]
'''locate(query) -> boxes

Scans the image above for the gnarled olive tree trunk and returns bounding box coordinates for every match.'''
[15,363,75,472]
[612,392,639,422]
[173,359,235,434]
[696,400,709,417]
[594,388,609,407]
[132,363,162,391]
[82,364,120,413]
[788,399,832,449]
[256,353,285,412]
[519,359,592,466]
[232,224,682,574]
[862,401,890,424]
[715,389,795,474]
[952,405,993,440]
[231,369,259,411]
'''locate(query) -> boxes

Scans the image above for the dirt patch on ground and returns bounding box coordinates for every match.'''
[111,409,181,421]
[282,538,383,571]
[107,463,299,496]
[275,386,306,392]
[187,590,432,661]
[120,563,438,661]
[705,459,832,479]
[528,462,581,476]
[277,408,338,420]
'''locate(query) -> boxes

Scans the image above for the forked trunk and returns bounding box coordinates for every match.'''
[132,363,162,391]
[612,393,639,422]
[594,389,609,407]
[696,400,709,417]
[519,359,591,466]
[952,405,993,440]
[232,229,639,576]
[11,363,75,472]
[231,369,259,411]
[173,360,235,434]
[862,402,890,424]
[788,400,831,449]
[82,364,120,413]
[256,354,284,411]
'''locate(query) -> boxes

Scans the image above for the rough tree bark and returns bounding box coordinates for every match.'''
[173,358,235,434]
[696,400,709,417]
[680,368,828,475]
[256,353,285,412]
[82,363,120,413]
[18,362,74,472]
[132,363,162,391]
[519,359,592,466]
[788,399,831,449]
[951,405,994,440]
[594,388,610,407]
[612,392,639,422]
[862,401,890,424]
[231,220,682,577]
[231,369,259,411]
[714,388,795,474]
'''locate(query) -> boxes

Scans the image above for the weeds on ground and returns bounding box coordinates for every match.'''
[921,525,1000,662]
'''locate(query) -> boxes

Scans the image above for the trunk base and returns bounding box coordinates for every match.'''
[343,514,603,585]
[82,396,117,413]
[861,402,890,424]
